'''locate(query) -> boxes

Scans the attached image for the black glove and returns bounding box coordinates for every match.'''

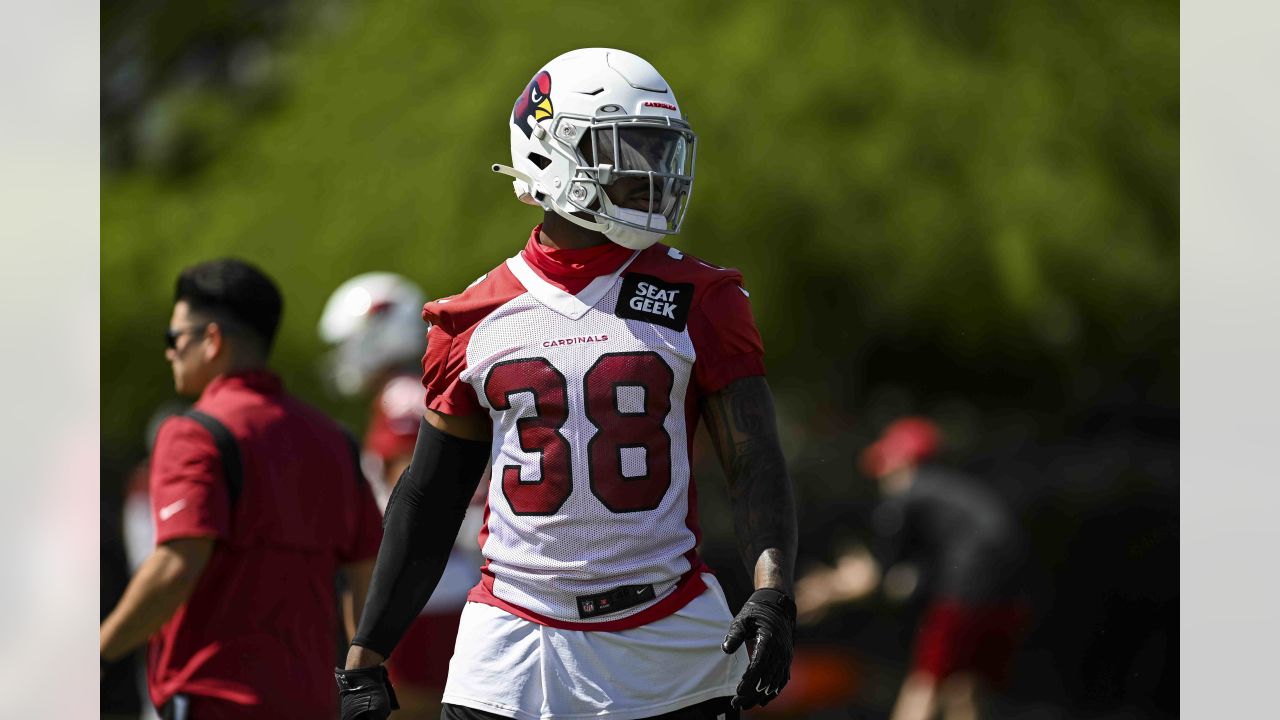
[721,588,797,709]
[335,665,400,720]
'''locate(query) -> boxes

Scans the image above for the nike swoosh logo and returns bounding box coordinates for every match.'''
[159,498,188,521]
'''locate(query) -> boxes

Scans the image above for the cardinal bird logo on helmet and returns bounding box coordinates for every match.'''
[512,70,553,138]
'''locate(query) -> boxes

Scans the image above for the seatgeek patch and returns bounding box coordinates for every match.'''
[615,273,694,331]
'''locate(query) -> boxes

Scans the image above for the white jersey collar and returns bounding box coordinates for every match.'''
[505,250,640,320]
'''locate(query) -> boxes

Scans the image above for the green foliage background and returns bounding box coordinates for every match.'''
[102,0,1178,475]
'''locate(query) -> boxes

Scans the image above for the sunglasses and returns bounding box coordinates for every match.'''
[164,324,210,350]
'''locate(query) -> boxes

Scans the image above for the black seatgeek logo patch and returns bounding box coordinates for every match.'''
[616,273,694,331]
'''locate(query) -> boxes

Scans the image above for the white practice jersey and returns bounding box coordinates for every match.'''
[421,238,764,629]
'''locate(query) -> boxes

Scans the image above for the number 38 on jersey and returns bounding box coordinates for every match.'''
[483,351,674,516]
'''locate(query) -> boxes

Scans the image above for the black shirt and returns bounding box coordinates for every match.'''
[873,465,1025,603]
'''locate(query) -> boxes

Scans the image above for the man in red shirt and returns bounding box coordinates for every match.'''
[100,259,384,719]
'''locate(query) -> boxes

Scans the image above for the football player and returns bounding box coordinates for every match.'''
[859,418,1029,720]
[336,48,798,720]
[320,274,486,719]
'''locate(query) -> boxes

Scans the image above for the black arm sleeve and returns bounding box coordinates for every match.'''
[350,419,490,657]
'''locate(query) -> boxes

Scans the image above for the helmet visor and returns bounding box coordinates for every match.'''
[580,124,694,223]
[589,126,691,177]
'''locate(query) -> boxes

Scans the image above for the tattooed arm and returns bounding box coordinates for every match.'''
[704,374,799,707]
[701,375,797,593]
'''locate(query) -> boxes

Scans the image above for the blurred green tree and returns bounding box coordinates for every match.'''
[102,0,1177,479]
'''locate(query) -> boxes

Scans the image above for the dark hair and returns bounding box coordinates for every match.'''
[174,258,283,353]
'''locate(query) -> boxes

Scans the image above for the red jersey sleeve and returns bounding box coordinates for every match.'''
[419,263,527,416]
[421,321,483,417]
[149,416,230,544]
[688,278,766,395]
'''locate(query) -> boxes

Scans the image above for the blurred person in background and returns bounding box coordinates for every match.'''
[102,492,143,720]
[335,48,798,720]
[795,417,1029,720]
[319,272,486,719]
[99,259,385,719]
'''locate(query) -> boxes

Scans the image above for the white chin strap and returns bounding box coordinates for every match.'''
[547,201,668,251]
[603,208,668,250]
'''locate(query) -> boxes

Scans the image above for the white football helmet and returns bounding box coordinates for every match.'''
[493,48,697,251]
[318,272,427,397]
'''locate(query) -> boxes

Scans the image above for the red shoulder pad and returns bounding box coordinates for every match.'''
[625,243,746,301]
[628,244,765,393]
[422,261,526,335]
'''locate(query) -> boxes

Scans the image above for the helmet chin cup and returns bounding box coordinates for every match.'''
[603,223,663,250]
[603,207,667,250]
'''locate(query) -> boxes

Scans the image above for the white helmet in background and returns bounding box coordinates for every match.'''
[493,48,697,251]
[318,272,427,397]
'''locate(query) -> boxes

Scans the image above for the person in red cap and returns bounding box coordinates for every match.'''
[797,417,1029,720]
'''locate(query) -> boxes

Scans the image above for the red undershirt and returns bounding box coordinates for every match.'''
[519,224,634,294]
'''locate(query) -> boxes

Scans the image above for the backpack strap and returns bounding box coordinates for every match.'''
[183,409,244,510]
[181,412,364,510]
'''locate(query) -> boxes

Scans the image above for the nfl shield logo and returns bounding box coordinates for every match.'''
[582,600,594,613]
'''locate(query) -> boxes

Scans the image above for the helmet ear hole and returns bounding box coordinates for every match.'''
[527,153,551,170]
